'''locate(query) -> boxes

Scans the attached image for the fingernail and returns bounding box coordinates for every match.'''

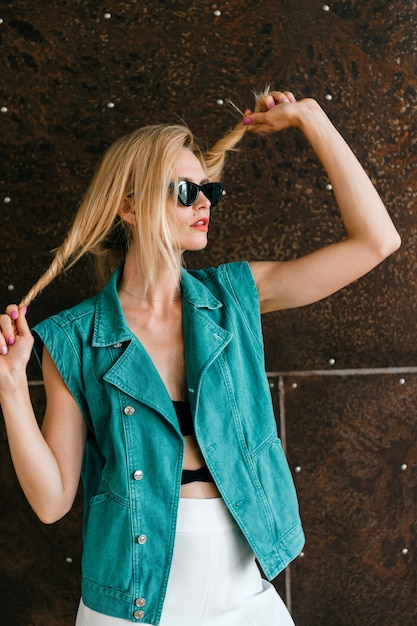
[22,306,27,316]
[8,336,15,346]
[269,102,275,109]
[243,117,253,125]
[283,97,290,103]
[10,310,18,320]
[1,346,8,355]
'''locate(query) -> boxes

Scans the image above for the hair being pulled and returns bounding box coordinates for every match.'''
[20,88,271,307]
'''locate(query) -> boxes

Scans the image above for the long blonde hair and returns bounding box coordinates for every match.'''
[20,90,269,307]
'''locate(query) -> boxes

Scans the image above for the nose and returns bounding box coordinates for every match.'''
[196,190,211,208]
[194,191,211,210]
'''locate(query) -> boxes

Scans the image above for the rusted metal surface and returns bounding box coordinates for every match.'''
[0,1,415,623]
[275,372,417,625]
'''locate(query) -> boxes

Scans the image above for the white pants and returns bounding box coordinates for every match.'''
[76,498,295,626]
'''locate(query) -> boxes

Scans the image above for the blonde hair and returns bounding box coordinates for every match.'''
[20,90,271,307]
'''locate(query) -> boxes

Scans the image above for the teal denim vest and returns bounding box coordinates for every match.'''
[33,262,304,624]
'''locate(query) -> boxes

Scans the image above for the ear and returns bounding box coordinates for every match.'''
[117,198,135,225]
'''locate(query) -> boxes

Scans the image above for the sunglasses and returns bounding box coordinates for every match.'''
[170,180,224,207]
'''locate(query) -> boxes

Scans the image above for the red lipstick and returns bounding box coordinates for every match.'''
[191,217,209,231]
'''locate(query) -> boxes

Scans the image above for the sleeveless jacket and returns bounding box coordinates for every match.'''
[32,261,305,624]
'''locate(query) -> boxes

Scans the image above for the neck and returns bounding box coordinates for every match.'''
[119,285,181,302]
[119,252,182,306]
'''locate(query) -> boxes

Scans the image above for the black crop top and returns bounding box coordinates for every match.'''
[173,400,194,437]
[172,401,214,485]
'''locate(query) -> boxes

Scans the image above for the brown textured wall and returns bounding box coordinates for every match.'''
[0,1,416,624]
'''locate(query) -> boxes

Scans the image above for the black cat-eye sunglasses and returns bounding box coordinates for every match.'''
[169,180,224,207]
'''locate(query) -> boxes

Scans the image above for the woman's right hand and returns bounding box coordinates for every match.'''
[0,305,33,390]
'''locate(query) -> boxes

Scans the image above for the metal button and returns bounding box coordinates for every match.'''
[135,598,146,607]
[124,406,135,416]
[134,609,145,619]
[133,470,144,481]
[137,534,147,544]
[113,342,122,348]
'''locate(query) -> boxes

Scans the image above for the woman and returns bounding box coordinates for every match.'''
[0,90,400,625]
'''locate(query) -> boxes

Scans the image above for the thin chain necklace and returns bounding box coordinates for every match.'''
[119,286,181,302]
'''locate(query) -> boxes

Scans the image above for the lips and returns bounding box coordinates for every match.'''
[191,217,209,230]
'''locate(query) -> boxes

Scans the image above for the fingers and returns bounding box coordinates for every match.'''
[0,306,28,355]
[268,90,297,105]
[0,311,15,355]
[252,90,297,114]
[254,91,296,114]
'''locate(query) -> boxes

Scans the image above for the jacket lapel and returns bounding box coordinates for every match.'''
[92,266,178,426]
[181,269,233,409]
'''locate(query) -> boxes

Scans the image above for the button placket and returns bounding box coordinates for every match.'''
[123,400,146,618]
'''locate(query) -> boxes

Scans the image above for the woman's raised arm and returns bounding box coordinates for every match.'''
[244,91,401,313]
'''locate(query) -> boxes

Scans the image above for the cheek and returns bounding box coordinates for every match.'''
[166,207,179,232]
[165,208,186,246]
[168,205,190,229]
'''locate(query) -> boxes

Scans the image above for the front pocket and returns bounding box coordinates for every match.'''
[82,492,134,593]
[252,436,300,539]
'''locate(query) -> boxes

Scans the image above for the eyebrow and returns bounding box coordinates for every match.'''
[178,177,210,185]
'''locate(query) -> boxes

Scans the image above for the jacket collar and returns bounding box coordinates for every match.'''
[180,267,222,311]
[92,265,132,347]
[92,264,223,348]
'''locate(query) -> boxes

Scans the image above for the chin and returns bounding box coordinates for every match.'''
[184,239,209,252]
